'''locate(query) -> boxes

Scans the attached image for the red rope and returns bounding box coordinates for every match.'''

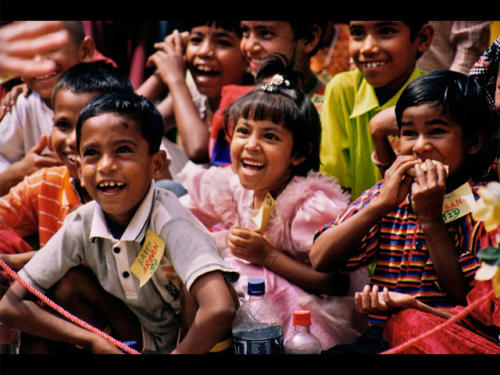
[0,258,141,354]
[381,288,496,354]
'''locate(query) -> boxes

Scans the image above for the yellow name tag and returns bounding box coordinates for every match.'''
[130,230,165,287]
[252,192,276,234]
[442,182,475,224]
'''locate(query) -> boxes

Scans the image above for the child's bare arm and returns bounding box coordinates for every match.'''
[172,271,236,354]
[147,30,210,163]
[228,226,348,295]
[369,107,398,174]
[310,156,419,271]
[354,284,452,320]
[0,281,122,354]
[411,160,470,305]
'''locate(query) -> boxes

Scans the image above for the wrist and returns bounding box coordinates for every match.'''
[265,251,279,268]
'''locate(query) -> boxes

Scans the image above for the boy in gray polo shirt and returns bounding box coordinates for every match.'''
[0,92,239,354]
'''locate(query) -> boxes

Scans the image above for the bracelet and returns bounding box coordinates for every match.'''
[266,252,278,268]
[371,151,391,168]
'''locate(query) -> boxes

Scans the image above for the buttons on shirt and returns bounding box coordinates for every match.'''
[122,271,130,278]
[114,247,121,254]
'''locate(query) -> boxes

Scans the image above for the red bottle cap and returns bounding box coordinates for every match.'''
[292,310,311,326]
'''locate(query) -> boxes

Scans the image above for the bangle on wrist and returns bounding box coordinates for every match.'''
[371,151,391,168]
[266,252,278,268]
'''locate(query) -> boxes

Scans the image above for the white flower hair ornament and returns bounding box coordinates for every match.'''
[471,181,500,296]
[259,74,291,92]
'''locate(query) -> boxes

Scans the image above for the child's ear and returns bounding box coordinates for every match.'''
[291,154,307,167]
[301,24,322,55]
[151,150,168,180]
[79,36,95,62]
[467,133,484,155]
[76,158,84,188]
[415,24,434,54]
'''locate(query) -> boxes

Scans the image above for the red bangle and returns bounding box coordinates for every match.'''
[371,151,390,168]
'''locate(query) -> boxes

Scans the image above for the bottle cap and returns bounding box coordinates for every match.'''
[247,278,265,296]
[292,310,311,326]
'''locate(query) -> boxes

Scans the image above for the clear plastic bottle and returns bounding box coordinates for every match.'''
[284,310,322,354]
[232,278,283,354]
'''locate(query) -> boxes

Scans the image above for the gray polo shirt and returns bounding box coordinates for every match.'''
[20,182,238,353]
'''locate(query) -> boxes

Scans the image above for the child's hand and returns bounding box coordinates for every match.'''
[13,134,62,176]
[410,159,447,224]
[227,226,277,267]
[377,155,419,212]
[0,83,30,120]
[88,335,124,354]
[147,29,188,87]
[354,284,417,315]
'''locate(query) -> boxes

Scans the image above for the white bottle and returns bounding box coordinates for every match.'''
[284,310,322,354]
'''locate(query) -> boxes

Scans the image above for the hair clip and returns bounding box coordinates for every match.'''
[259,74,291,92]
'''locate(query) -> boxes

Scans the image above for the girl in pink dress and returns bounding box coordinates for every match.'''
[181,58,370,350]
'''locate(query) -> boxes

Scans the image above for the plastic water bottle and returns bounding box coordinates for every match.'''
[284,310,322,354]
[232,278,283,354]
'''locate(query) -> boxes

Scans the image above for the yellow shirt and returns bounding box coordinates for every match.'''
[320,67,426,199]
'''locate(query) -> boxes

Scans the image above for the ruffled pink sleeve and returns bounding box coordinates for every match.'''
[273,172,350,257]
[181,165,239,229]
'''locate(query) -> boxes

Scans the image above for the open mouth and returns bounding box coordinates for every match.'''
[359,61,387,69]
[97,180,126,193]
[34,71,58,81]
[194,65,220,78]
[66,154,79,165]
[242,159,264,170]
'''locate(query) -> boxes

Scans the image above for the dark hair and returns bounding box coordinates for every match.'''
[52,61,134,106]
[76,92,165,155]
[395,70,499,182]
[224,54,320,176]
[401,20,429,41]
[286,21,327,57]
[63,21,86,44]
[184,20,243,38]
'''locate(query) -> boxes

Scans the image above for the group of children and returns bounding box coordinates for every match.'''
[0,20,498,355]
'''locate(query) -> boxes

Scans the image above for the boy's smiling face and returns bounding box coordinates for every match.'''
[186,23,247,101]
[51,88,96,179]
[22,37,94,106]
[78,112,165,228]
[349,21,431,96]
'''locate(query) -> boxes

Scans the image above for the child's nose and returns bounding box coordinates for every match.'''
[198,40,215,57]
[67,131,77,150]
[244,135,260,150]
[245,33,261,53]
[412,135,432,154]
[97,154,117,172]
[360,35,379,54]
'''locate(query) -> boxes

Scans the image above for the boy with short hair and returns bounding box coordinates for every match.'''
[0,61,134,253]
[0,21,99,195]
[0,92,239,354]
[320,21,433,199]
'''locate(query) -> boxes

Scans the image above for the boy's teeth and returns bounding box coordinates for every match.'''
[35,71,57,80]
[98,181,125,188]
[362,61,385,68]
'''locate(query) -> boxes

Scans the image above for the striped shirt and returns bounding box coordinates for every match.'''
[314,180,486,325]
[0,166,81,248]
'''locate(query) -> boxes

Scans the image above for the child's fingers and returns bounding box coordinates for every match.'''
[172,29,184,55]
[360,284,371,311]
[370,284,380,309]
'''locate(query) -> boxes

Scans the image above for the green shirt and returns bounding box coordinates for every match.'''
[319,67,426,199]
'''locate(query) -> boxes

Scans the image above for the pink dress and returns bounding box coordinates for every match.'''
[181,165,370,350]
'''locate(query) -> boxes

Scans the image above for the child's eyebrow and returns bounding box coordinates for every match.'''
[373,21,401,28]
[425,118,450,126]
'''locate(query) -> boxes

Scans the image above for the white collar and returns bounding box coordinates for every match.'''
[89,181,156,243]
